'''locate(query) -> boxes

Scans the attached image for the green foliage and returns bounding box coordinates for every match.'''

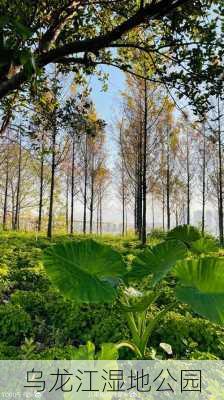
[152,311,224,359]
[167,225,201,245]
[9,268,49,291]
[0,342,19,360]
[190,237,219,254]
[36,342,119,360]
[147,228,167,241]
[175,257,224,325]
[0,230,224,361]
[128,240,186,286]
[0,304,32,345]
[43,239,127,303]
[41,227,224,359]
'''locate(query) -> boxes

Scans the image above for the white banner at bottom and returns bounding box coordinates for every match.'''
[0,360,223,399]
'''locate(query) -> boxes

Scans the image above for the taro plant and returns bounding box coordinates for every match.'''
[42,225,224,359]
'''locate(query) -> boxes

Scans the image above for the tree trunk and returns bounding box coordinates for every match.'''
[134,160,138,234]
[14,130,22,230]
[122,160,125,236]
[99,189,102,235]
[96,196,99,235]
[201,123,206,236]
[89,169,94,234]
[162,186,165,231]
[175,208,178,226]
[83,134,88,234]
[166,127,171,230]
[11,184,15,229]
[47,127,56,239]
[3,146,9,230]
[217,95,224,246]
[65,168,69,233]
[70,135,75,234]
[38,141,44,232]
[151,193,155,229]
[186,129,190,225]
[142,78,147,244]
[137,117,143,240]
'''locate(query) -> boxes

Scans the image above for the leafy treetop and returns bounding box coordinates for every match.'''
[0,0,222,114]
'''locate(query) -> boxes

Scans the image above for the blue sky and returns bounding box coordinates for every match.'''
[90,66,127,223]
[90,66,125,123]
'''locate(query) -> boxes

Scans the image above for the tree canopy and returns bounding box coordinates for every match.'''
[0,0,223,113]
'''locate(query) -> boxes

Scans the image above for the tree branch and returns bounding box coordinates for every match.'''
[0,0,191,99]
[39,0,187,65]
[39,0,81,52]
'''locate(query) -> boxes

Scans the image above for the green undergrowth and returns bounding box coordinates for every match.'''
[0,230,223,360]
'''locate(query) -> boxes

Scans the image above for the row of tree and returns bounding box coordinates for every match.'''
[117,74,224,244]
[0,75,110,238]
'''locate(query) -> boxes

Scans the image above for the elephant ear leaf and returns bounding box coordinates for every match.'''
[174,257,224,325]
[42,239,126,304]
[190,237,219,255]
[167,225,201,245]
[127,240,187,286]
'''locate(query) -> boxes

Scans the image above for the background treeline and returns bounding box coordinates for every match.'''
[0,71,224,245]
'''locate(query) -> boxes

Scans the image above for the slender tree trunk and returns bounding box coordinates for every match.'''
[38,140,44,232]
[14,130,22,230]
[134,161,138,234]
[122,160,125,236]
[97,196,99,235]
[151,193,155,229]
[3,146,9,230]
[47,127,56,239]
[201,123,206,236]
[142,78,147,244]
[65,168,69,233]
[125,207,128,235]
[183,204,186,224]
[175,208,178,226]
[216,166,220,236]
[11,186,15,229]
[83,134,88,234]
[70,135,75,234]
[217,95,224,246]
[137,117,143,240]
[89,169,94,234]
[99,189,102,235]
[17,202,21,230]
[122,192,125,236]
[186,129,190,225]
[162,186,165,231]
[134,191,137,233]
[166,127,171,230]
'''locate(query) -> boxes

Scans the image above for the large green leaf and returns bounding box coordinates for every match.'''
[127,240,187,286]
[43,240,126,304]
[167,225,201,245]
[190,237,219,255]
[174,257,224,325]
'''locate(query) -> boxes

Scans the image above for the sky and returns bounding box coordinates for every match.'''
[88,67,129,224]
[90,66,125,122]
